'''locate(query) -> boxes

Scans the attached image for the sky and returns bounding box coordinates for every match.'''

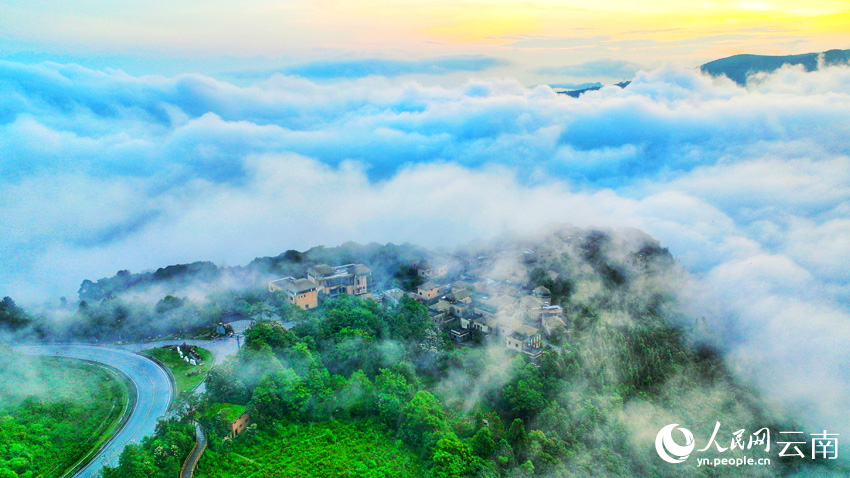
[1,1,848,84]
[1,0,850,459]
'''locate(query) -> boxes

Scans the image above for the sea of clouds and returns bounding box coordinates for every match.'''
[2,59,850,436]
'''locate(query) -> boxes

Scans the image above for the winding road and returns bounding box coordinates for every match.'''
[16,345,174,478]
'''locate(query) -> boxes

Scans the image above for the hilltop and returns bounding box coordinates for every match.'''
[700,48,850,85]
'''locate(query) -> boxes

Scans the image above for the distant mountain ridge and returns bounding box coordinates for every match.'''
[556,81,631,98]
[700,48,850,85]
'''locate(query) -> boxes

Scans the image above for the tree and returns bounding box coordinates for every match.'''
[250,369,309,421]
[399,391,449,452]
[374,369,413,426]
[335,370,375,418]
[506,419,528,451]
[322,296,386,340]
[431,437,478,478]
[470,426,496,459]
[502,360,548,418]
[154,295,184,314]
[244,320,296,352]
[0,297,30,331]
[206,358,251,405]
[388,296,432,341]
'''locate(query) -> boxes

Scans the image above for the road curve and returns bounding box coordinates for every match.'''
[15,345,174,478]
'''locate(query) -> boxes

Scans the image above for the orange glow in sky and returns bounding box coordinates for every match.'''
[0,0,846,77]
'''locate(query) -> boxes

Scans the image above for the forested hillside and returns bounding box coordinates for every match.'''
[95,229,839,477]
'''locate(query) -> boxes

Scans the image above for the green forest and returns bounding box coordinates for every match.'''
[104,278,839,476]
[197,419,423,477]
[0,349,131,478]
[4,232,844,477]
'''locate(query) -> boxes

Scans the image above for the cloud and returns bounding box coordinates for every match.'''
[538,59,644,78]
[2,59,850,440]
[230,55,506,80]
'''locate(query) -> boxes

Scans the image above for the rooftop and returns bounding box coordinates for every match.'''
[284,278,318,294]
[510,324,540,340]
[481,295,518,310]
[429,300,452,312]
[448,288,471,301]
[419,281,439,291]
[520,295,544,309]
[383,288,405,300]
[349,264,372,275]
[307,264,337,276]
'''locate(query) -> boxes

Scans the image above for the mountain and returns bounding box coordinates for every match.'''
[557,81,631,98]
[700,48,850,85]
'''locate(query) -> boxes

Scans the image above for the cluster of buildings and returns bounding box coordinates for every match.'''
[268,254,568,360]
[405,255,569,359]
[417,280,566,360]
[268,263,372,310]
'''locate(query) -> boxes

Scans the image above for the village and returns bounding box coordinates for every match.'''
[267,247,571,359]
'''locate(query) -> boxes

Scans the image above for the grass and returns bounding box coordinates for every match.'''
[205,403,246,423]
[0,356,132,478]
[195,419,424,478]
[141,346,214,395]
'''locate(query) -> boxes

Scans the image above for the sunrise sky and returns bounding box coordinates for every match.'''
[1,0,848,83]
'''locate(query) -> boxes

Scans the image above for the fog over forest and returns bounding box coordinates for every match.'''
[2,59,850,460]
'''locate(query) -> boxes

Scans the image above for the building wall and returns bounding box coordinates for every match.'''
[231,412,250,438]
[354,275,368,294]
[288,290,318,310]
[309,272,370,297]
[431,311,447,325]
[505,336,523,350]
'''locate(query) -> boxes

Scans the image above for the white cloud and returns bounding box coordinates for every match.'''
[2,59,850,437]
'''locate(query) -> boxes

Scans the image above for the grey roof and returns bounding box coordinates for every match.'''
[533,286,551,296]
[349,264,372,275]
[510,324,540,340]
[542,315,567,328]
[308,264,336,276]
[284,278,318,294]
[520,295,544,309]
[452,280,473,290]
[448,288,471,301]
[383,288,405,300]
[419,282,439,291]
[483,295,518,310]
[429,300,452,312]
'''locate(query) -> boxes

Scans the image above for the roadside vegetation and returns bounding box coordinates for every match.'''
[0,347,132,478]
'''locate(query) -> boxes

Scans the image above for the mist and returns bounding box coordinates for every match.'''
[2,58,850,447]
